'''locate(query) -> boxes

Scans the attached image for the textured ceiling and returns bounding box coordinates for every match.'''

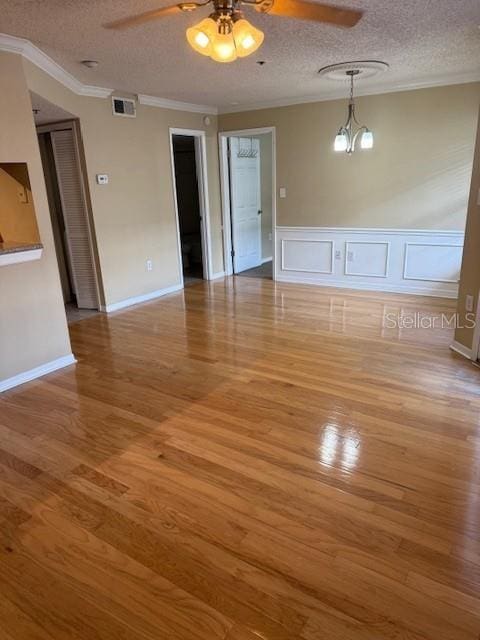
[1,0,480,111]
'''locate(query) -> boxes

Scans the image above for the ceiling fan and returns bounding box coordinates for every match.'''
[105,0,363,63]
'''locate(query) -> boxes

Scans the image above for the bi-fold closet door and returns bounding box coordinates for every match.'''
[49,127,99,309]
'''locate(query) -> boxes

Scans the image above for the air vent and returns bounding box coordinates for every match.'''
[112,97,136,118]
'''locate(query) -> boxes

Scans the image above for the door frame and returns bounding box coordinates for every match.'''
[169,127,213,282]
[218,126,277,278]
[37,119,103,310]
[471,289,480,361]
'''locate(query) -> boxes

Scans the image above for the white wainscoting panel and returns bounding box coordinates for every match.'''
[282,239,333,274]
[403,243,463,283]
[276,227,464,298]
[345,241,390,278]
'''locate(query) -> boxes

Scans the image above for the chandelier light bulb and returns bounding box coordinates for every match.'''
[334,131,348,152]
[360,129,374,149]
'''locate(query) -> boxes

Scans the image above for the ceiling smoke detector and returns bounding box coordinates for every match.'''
[81,60,99,68]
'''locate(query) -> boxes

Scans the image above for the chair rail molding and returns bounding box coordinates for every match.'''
[276,226,464,298]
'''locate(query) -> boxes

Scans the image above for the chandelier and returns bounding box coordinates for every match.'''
[334,70,373,154]
[187,12,264,62]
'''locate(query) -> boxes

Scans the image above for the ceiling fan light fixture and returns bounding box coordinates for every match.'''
[232,18,264,57]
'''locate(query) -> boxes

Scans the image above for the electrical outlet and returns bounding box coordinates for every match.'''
[146,259,153,272]
[347,250,355,262]
[466,294,474,312]
[335,250,342,260]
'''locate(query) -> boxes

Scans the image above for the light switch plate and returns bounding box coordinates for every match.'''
[17,186,28,204]
[466,294,474,312]
[96,174,109,185]
[279,187,287,199]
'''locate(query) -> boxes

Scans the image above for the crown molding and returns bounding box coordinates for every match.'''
[0,32,218,112]
[218,71,480,114]
[138,94,218,115]
[0,33,113,98]
[1,32,478,115]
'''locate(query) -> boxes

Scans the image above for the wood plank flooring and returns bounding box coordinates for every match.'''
[1,277,480,640]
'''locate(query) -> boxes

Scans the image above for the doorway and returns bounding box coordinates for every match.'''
[169,128,213,286]
[37,120,101,323]
[219,127,276,280]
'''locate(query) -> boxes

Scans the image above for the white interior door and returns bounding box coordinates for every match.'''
[229,137,261,273]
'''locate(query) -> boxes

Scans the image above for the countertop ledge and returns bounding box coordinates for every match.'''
[0,241,43,255]
[0,242,43,266]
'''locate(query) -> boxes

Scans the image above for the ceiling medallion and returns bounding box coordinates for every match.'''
[318,60,390,81]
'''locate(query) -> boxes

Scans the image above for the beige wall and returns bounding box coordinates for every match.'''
[0,52,72,382]
[0,165,40,243]
[24,60,224,307]
[454,107,480,351]
[219,83,480,230]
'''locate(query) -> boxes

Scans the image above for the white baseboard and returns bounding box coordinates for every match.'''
[210,271,226,280]
[276,275,459,299]
[450,340,473,360]
[276,227,463,299]
[261,257,273,264]
[0,354,77,393]
[101,283,183,313]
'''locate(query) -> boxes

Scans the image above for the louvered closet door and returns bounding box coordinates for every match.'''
[51,129,99,309]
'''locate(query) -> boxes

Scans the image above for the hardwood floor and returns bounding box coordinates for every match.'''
[1,277,480,640]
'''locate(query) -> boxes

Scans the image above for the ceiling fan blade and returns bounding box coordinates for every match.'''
[104,4,188,30]
[254,0,363,27]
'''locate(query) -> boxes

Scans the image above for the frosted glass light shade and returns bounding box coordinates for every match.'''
[186,18,216,56]
[334,132,348,152]
[233,19,264,57]
[210,31,237,62]
[361,130,374,149]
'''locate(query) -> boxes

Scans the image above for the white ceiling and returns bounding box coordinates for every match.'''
[1,0,479,111]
